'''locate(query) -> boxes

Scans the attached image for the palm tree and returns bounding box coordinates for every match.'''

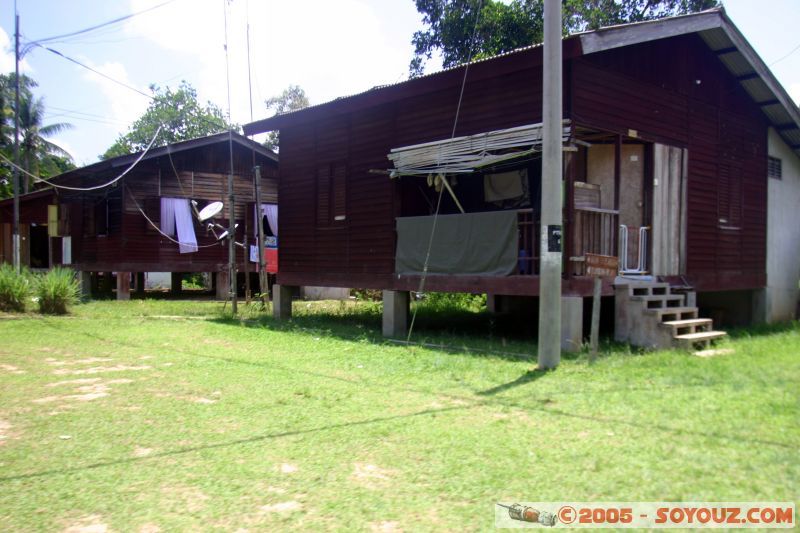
[17,95,73,192]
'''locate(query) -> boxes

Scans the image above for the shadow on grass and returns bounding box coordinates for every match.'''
[0,405,471,483]
[208,303,550,363]
[476,368,550,396]
[723,320,799,339]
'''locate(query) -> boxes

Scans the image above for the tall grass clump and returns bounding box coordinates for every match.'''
[0,264,32,312]
[35,267,80,315]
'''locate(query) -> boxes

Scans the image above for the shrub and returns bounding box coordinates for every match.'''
[0,264,32,312]
[416,292,486,313]
[36,267,80,315]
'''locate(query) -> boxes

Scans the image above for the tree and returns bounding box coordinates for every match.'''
[262,85,309,152]
[18,95,74,192]
[102,81,232,159]
[0,74,74,196]
[409,0,719,76]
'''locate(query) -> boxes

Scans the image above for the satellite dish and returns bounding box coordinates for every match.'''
[198,201,224,221]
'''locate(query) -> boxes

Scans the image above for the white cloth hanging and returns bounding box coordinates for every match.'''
[253,203,278,237]
[160,198,198,254]
[265,204,278,237]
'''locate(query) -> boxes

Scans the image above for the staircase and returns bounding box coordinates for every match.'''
[614,281,726,350]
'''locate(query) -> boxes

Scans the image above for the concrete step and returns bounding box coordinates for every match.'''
[675,330,727,349]
[627,284,671,297]
[660,318,712,335]
[645,307,699,321]
[631,294,685,308]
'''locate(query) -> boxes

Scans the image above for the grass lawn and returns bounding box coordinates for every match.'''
[0,299,797,532]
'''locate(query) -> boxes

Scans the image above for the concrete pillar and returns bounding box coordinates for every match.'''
[79,271,92,300]
[116,272,131,301]
[560,296,584,352]
[171,272,182,295]
[684,290,697,308]
[382,290,409,338]
[215,271,229,300]
[135,272,145,295]
[273,284,293,320]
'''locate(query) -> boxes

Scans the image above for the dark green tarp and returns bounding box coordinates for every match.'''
[395,210,518,276]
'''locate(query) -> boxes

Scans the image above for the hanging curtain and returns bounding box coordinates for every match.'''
[160,198,177,236]
[265,204,278,237]
[253,204,278,237]
[160,198,198,254]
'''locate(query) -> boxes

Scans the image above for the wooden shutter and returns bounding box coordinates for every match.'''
[332,163,346,223]
[316,166,331,226]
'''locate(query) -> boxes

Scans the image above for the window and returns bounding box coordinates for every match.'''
[768,156,782,180]
[717,160,742,229]
[316,162,347,226]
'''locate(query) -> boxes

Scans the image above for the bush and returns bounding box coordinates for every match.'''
[0,264,32,312]
[415,292,486,313]
[36,267,80,315]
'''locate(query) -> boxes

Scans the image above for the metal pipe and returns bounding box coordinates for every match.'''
[537,0,563,368]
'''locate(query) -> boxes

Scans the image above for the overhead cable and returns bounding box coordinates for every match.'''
[0,125,162,192]
[405,0,485,343]
[31,43,153,99]
[24,0,178,47]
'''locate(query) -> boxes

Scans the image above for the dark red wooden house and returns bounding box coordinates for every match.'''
[0,132,278,298]
[244,9,800,347]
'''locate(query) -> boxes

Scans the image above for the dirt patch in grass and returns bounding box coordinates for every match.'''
[46,357,114,366]
[351,463,394,489]
[161,485,210,514]
[63,515,109,533]
[0,363,25,374]
[138,524,160,533]
[370,521,403,532]
[259,500,302,513]
[133,446,154,458]
[279,463,298,474]
[53,365,151,376]
[0,418,14,445]
[47,378,103,388]
[34,379,134,404]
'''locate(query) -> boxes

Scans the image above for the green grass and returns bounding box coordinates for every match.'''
[0,300,797,532]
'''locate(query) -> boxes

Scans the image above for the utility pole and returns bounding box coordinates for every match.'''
[12,11,21,273]
[227,165,238,315]
[253,165,268,304]
[537,0,563,369]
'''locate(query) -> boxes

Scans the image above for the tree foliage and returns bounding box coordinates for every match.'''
[262,85,310,152]
[102,81,232,160]
[409,0,720,76]
[0,73,75,197]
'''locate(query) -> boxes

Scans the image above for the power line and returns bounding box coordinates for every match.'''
[24,0,179,48]
[31,42,153,100]
[405,0,485,344]
[770,41,800,67]
[0,125,162,192]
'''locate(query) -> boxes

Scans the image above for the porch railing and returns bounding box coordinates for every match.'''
[570,207,619,275]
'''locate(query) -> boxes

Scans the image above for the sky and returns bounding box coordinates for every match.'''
[1,0,799,167]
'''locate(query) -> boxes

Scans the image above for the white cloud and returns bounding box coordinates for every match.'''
[80,59,150,133]
[123,0,418,126]
[0,27,32,74]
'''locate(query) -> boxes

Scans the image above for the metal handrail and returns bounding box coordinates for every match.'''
[619,224,649,275]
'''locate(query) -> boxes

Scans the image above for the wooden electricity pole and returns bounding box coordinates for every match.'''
[253,165,268,304]
[537,0,563,369]
[12,11,21,273]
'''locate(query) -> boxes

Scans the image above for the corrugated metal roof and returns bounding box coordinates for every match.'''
[244,7,800,158]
